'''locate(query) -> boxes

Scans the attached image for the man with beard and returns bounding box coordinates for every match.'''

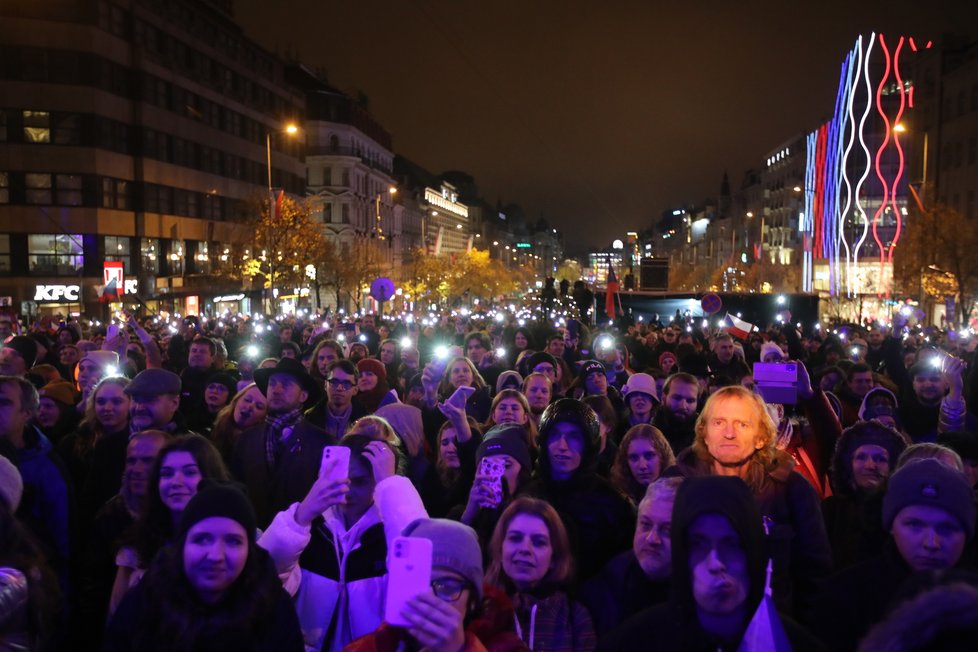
[653,373,700,455]
[231,357,331,527]
[900,356,976,442]
[521,372,552,429]
[582,477,681,637]
[125,368,187,435]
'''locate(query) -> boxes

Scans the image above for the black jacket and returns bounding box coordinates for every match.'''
[580,550,670,638]
[230,417,334,528]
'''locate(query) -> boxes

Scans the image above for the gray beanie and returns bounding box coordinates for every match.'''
[883,458,976,539]
[401,518,483,601]
[0,456,23,512]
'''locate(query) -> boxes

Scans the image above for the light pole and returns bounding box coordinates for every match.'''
[263,123,299,312]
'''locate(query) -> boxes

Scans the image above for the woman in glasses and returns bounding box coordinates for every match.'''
[346,518,524,652]
[486,497,596,652]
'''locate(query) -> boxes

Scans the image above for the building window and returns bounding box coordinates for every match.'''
[55,174,83,206]
[52,113,81,145]
[168,240,185,276]
[324,202,333,223]
[140,238,159,274]
[341,204,350,224]
[0,236,9,273]
[28,233,84,276]
[194,242,210,274]
[0,173,7,204]
[104,236,132,274]
[101,178,130,209]
[25,173,52,204]
[23,111,50,143]
[0,112,6,142]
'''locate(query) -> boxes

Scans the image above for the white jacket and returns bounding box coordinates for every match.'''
[258,475,428,652]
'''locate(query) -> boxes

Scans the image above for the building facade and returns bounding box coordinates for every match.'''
[0,0,305,318]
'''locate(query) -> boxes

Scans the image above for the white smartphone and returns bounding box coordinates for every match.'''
[384,536,433,627]
[320,446,351,482]
[447,385,476,409]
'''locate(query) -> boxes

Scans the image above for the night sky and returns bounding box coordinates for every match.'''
[234,0,978,253]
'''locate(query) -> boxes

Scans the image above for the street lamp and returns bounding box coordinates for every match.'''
[264,122,299,312]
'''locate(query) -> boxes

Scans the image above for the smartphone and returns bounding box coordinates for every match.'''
[320,446,351,483]
[447,386,476,410]
[753,362,798,405]
[477,456,506,509]
[384,536,433,627]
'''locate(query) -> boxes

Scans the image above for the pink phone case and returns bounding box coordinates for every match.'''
[320,446,350,482]
[477,456,506,508]
[385,536,433,627]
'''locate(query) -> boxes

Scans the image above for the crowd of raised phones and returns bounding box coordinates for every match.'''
[0,307,976,651]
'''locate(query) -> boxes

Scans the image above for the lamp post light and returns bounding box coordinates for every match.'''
[263,122,299,312]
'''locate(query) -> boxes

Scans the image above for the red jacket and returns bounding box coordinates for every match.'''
[344,585,528,652]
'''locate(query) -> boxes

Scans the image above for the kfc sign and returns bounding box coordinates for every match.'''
[34,285,81,302]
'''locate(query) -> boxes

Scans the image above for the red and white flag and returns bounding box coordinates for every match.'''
[723,312,755,340]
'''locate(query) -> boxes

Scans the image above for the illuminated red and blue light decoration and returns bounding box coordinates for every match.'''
[801,34,930,297]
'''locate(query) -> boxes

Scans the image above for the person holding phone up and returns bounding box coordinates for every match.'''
[257,436,427,652]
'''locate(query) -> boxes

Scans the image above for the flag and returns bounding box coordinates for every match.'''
[723,312,754,340]
[605,268,619,319]
[97,279,119,303]
[274,189,285,219]
[738,560,792,652]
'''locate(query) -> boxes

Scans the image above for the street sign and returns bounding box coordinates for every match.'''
[701,292,722,315]
[370,277,395,303]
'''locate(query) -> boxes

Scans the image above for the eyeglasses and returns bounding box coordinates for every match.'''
[326,379,354,390]
[431,577,470,601]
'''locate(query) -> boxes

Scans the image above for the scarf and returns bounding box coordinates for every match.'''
[264,407,304,469]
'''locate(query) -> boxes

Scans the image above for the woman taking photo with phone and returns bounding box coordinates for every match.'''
[486,497,596,652]
[104,482,303,652]
[257,436,427,652]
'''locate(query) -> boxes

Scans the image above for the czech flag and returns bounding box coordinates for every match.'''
[605,268,620,319]
[723,312,754,340]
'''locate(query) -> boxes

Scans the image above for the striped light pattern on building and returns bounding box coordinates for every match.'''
[801,34,928,297]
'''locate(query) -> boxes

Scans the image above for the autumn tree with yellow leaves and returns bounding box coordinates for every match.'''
[894,198,978,328]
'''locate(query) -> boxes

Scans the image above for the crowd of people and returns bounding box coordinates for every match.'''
[0,304,976,651]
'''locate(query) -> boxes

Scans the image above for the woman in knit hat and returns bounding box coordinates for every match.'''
[356,358,391,414]
[104,481,303,652]
[822,420,909,569]
[346,518,524,652]
[33,380,79,445]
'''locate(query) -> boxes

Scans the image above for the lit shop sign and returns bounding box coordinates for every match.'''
[123,280,138,294]
[213,294,245,302]
[35,285,81,302]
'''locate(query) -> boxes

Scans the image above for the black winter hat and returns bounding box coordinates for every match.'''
[537,398,600,455]
[670,475,767,617]
[3,336,37,368]
[179,481,257,543]
[477,424,532,472]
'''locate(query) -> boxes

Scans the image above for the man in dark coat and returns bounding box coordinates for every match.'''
[599,475,824,651]
[581,477,680,637]
[231,358,333,527]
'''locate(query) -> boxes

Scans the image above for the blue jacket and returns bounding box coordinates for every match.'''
[14,426,71,568]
